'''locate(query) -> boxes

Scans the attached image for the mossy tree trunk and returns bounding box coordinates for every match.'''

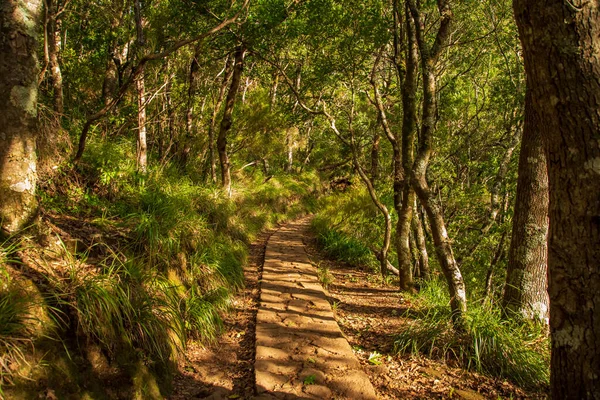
[514,0,600,396]
[0,0,42,235]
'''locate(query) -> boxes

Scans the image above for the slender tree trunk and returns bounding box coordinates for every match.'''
[370,126,380,184]
[136,68,147,173]
[514,1,600,396]
[503,88,549,323]
[217,45,245,195]
[208,56,233,183]
[45,0,63,114]
[285,127,295,172]
[408,0,467,327]
[484,230,507,303]
[396,3,419,291]
[412,199,429,280]
[0,0,42,235]
[134,0,147,173]
[181,46,201,167]
[270,71,279,109]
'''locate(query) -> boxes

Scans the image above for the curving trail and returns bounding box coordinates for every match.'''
[254,217,378,400]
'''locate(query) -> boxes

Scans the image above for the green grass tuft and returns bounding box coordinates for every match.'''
[394,279,550,390]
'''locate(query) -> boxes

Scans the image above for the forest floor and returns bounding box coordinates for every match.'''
[169,219,546,400]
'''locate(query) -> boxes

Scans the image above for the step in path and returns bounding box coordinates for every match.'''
[254,217,378,400]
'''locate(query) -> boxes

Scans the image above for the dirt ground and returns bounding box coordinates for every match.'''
[169,220,548,400]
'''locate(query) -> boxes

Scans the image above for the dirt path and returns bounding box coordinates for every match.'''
[254,217,378,399]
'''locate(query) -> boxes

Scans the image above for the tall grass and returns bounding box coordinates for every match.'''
[0,240,33,395]
[395,279,550,390]
[310,187,384,269]
[4,137,320,396]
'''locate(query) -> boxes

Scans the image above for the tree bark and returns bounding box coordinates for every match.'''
[45,0,63,114]
[412,199,429,280]
[408,0,467,327]
[136,68,147,173]
[503,88,549,323]
[181,45,201,167]
[514,0,600,396]
[370,125,380,184]
[217,45,245,195]
[0,0,42,235]
[396,2,419,291]
[134,0,147,173]
[209,56,233,183]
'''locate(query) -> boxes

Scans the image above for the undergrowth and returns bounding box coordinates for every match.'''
[310,187,549,392]
[311,187,381,269]
[2,138,319,398]
[395,279,550,390]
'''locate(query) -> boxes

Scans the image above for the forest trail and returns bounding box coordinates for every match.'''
[254,217,378,399]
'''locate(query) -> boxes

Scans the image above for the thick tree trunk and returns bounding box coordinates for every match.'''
[217,46,245,195]
[0,0,42,235]
[503,88,549,323]
[514,1,600,397]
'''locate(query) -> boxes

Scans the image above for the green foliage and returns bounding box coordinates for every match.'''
[311,187,384,270]
[0,241,33,393]
[19,135,320,395]
[395,280,550,390]
[0,284,33,392]
[317,264,334,289]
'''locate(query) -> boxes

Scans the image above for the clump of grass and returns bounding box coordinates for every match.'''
[313,227,375,268]
[0,240,34,393]
[0,287,33,391]
[394,279,550,390]
[310,187,384,270]
[317,264,334,289]
[50,257,185,366]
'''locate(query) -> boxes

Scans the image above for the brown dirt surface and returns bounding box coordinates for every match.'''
[254,217,377,399]
[302,232,549,400]
[170,218,548,399]
[169,227,274,400]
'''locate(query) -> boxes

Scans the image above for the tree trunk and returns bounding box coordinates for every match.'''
[136,67,147,173]
[408,0,467,327]
[134,0,146,173]
[45,0,63,114]
[396,3,419,291]
[412,199,429,280]
[285,127,294,172]
[370,126,380,184]
[0,0,42,235]
[514,1,600,396]
[181,46,201,167]
[217,45,245,195]
[503,88,549,323]
[209,56,233,183]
